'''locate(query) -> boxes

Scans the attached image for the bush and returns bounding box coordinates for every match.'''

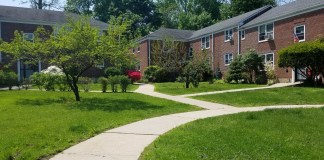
[127,70,141,83]
[119,75,131,92]
[226,56,244,83]
[108,76,120,92]
[30,72,46,90]
[79,77,92,92]
[105,67,122,77]
[144,65,161,82]
[56,75,69,91]
[0,70,18,90]
[43,74,57,91]
[98,77,108,93]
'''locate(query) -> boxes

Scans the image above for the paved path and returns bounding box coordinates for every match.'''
[51,83,322,160]
[179,82,301,97]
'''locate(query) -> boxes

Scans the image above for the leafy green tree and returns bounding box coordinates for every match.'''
[0,16,134,101]
[65,0,93,15]
[18,0,60,10]
[226,0,276,18]
[156,0,222,30]
[278,38,324,85]
[241,49,264,83]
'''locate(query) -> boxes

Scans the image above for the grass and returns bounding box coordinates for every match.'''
[141,108,324,160]
[0,91,200,160]
[193,87,324,107]
[154,81,264,95]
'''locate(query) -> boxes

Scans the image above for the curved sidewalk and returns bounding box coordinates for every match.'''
[51,84,322,160]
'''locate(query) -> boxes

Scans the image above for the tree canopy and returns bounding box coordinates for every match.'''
[278,39,324,85]
[0,16,135,101]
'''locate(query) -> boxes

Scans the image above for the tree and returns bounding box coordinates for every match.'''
[278,38,324,85]
[226,55,244,83]
[241,49,264,83]
[151,37,188,81]
[224,0,276,18]
[180,50,212,88]
[65,0,93,15]
[0,16,135,101]
[18,0,60,10]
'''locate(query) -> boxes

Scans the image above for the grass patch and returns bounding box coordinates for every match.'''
[0,91,200,159]
[154,81,263,95]
[141,108,324,160]
[193,87,324,107]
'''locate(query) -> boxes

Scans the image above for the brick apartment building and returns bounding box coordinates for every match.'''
[0,6,108,81]
[136,0,324,83]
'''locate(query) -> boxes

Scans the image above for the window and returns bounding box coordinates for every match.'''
[259,23,274,41]
[188,44,193,57]
[23,33,34,42]
[95,61,105,69]
[137,47,140,53]
[240,30,245,40]
[132,48,135,54]
[294,25,305,42]
[225,29,233,42]
[201,36,210,49]
[261,53,274,66]
[224,53,233,65]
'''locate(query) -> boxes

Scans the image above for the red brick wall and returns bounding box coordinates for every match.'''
[135,40,149,75]
[240,9,324,82]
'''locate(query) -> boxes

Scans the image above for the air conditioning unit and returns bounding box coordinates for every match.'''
[265,34,273,41]
[229,36,233,41]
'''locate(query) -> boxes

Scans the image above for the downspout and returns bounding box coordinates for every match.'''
[148,39,151,66]
[212,33,215,73]
[237,25,240,55]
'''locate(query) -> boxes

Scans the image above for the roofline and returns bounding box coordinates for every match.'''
[187,6,273,41]
[242,4,324,29]
[0,18,107,30]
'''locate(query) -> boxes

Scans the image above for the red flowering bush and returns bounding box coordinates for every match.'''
[126,70,141,82]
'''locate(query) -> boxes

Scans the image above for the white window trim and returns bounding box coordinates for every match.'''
[294,25,306,42]
[262,52,275,69]
[258,23,274,42]
[137,47,140,53]
[240,30,245,40]
[224,29,233,42]
[224,53,233,66]
[201,36,210,49]
[95,61,105,69]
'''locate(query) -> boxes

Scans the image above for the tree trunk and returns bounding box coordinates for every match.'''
[71,80,80,101]
[37,0,43,9]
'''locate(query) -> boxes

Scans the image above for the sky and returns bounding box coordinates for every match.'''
[0,0,66,10]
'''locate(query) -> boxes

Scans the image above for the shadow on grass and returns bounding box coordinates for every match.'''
[16,96,164,112]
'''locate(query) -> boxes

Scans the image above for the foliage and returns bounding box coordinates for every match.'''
[156,0,222,30]
[226,56,244,83]
[108,76,120,92]
[179,51,212,88]
[278,39,324,86]
[30,72,46,90]
[127,70,141,82]
[98,77,108,93]
[226,0,276,18]
[20,0,60,10]
[79,77,92,92]
[144,65,162,82]
[104,67,122,77]
[119,75,131,92]
[0,16,135,101]
[0,70,18,90]
[226,50,265,84]
[265,62,277,85]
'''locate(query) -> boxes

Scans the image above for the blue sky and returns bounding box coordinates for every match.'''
[0,0,66,10]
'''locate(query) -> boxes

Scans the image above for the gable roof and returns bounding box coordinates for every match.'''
[0,5,108,29]
[243,0,324,28]
[137,28,194,42]
[188,5,272,40]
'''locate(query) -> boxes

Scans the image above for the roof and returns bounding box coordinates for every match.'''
[244,0,324,28]
[0,5,108,29]
[188,5,272,40]
[137,28,194,42]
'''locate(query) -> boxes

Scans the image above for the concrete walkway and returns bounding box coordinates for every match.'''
[179,82,302,97]
[51,83,322,160]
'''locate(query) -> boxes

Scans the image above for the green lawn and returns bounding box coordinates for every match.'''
[141,108,324,160]
[193,87,324,107]
[154,81,264,95]
[0,91,200,160]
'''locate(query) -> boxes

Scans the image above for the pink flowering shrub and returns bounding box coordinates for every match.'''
[126,70,141,82]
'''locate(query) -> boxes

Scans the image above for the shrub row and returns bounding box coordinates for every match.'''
[98,75,131,93]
